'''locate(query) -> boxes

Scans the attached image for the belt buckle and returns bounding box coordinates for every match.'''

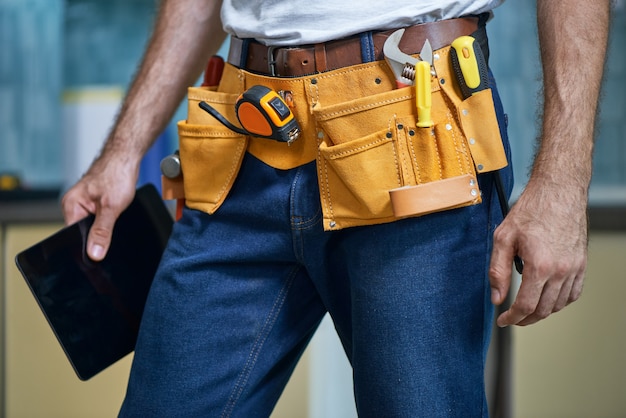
[267,46,278,76]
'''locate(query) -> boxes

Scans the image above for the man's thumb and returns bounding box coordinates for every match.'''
[86,210,117,261]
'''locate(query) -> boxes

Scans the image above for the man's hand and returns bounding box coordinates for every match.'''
[489,0,610,326]
[489,178,588,327]
[62,155,139,261]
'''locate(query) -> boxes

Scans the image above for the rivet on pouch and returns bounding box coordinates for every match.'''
[469,138,476,145]
[375,77,382,84]
[445,124,452,131]
[311,78,318,84]
[386,132,392,138]
[470,179,476,186]
[471,189,478,197]
[397,124,404,130]
[409,130,415,136]
[440,78,446,85]
[317,131,324,139]
[434,53,440,61]
[462,109,469,116]
[329,221,336,228]
[477,164,484,171]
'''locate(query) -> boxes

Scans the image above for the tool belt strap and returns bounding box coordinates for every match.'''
[228,16,480,77]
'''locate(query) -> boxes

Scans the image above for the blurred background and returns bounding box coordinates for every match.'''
[0,0,625,417]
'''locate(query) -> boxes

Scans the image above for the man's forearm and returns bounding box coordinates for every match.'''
[99,0,226,165]
[489,1,611,326]
[532,0,610,192]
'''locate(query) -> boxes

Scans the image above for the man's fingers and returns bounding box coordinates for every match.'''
[489,226,515,306]
[496,267,580,327]
[568,272,585,304]
[553,276,575,313]
[61,191,94,226]
[495,269,543,327]
[86,204,121,261]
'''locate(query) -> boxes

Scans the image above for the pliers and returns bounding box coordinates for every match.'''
[383,29,434,88]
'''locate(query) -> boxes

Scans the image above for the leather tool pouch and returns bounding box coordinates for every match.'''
[311,45,508,230]
[177,84,248,215]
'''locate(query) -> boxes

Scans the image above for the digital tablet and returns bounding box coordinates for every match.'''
[15,184,173,380]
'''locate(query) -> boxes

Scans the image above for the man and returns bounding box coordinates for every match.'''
[62,0,609,416]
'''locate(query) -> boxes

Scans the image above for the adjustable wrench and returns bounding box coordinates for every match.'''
[383,29,434,127]
[383,29,433,87]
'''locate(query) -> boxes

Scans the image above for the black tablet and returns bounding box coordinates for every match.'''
[14,184,173,380]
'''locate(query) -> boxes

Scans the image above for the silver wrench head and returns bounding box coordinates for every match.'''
[383,29,419,67]
[420,39,433,66]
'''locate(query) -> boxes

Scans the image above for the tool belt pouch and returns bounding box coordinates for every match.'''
[313,50,508,231]
[177,87,247,214]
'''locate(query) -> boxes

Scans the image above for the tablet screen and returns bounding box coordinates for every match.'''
[14,184,173,380]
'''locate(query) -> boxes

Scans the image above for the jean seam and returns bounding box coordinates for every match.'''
[220,267,299,418]
[289,164,323,263]
[482,173,497,418]
[291,208,322,230]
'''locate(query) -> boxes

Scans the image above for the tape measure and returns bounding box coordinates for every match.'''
[199,85,301,144]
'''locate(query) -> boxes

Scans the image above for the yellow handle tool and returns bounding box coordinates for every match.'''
[415,60,433,128]
[450,35,489,98]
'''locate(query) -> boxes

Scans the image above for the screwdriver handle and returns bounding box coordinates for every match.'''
[450,36,489,99]
[415,61,433,128]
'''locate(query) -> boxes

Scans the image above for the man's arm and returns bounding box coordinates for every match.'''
[489,0,611,326]
[62,0,226,260]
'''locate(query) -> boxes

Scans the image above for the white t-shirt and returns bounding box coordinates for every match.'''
[221,0,505,46]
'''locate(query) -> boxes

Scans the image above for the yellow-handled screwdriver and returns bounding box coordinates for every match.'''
[415,60,433,127]
[450,36,489,99]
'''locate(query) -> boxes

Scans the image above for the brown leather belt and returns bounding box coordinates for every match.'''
[228,16,480,77]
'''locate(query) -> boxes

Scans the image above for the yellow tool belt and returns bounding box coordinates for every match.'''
[175,43,507,231]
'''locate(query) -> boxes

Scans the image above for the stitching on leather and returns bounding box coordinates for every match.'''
[408,127,422,184]
[327,135,391,159]
[216,140,247,203]
[433,129,443,180]
[390,130,402,188]
[187,95,236,104]
[448,112,465,175]
[450,115,474,174]
[310,81,334,224]
[180,129,244,138]
[392,116,410,186]
[317,94,413,120]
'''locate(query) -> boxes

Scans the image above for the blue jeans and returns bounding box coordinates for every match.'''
[119,78,512,417]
